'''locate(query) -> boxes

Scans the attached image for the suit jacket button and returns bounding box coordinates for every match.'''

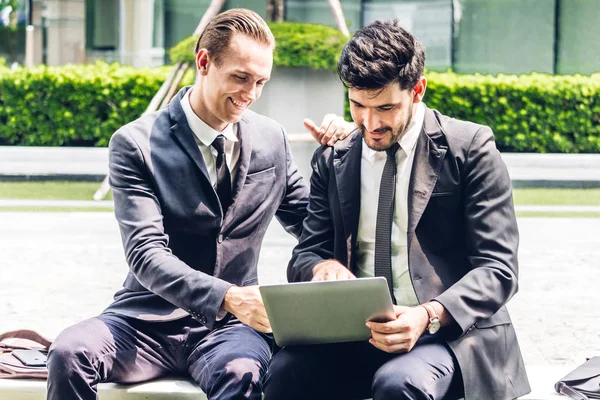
[217,234,224,244]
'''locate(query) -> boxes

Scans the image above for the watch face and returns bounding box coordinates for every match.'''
[428,319,441,334]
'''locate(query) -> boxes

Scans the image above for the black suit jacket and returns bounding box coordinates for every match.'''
[104,87,309,330]
[288,106,530,400]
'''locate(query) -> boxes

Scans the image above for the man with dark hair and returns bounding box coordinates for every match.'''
[45,8,351,400]
[264,20,530,400]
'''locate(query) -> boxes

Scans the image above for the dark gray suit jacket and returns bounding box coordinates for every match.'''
[103,87,309,330]
[288,106,530,400]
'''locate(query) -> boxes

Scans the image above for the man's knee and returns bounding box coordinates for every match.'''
[265,349,298,386]
[47,325,97,379]
[263,349,316,399]
[193,351,268,399]
[372,361,431,400]
[220,354,263,384]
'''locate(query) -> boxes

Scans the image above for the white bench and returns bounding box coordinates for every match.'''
[0,365,568,400]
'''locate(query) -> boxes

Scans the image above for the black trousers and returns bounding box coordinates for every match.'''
[264,334,464,400]
[46,313,273,400]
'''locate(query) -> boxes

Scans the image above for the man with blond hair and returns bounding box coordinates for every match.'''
[46,9,351,400]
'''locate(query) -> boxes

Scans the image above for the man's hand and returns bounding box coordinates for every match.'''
[312,260,356,281]
[366,305,429,353]
[223,285,271,333]
[304,115,355,146]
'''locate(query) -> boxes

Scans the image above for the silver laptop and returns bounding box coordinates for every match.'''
[259,277,395,346]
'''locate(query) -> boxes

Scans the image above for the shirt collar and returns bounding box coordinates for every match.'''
[180,89,238,146]
[363,102,425,159]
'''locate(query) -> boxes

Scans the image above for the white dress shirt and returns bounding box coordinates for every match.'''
[180,90,240,187]
[181,90,240,320]
[355,102,425,306]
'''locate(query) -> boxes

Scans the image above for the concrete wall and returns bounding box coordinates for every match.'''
[44,0,86,65]
[121,0,165,67]
[251,66,346,135]
[288,139,320,184]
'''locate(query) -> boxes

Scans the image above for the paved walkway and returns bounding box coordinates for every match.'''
[0,212,598,369]
[1,199,598,213]
[1,145,600,187]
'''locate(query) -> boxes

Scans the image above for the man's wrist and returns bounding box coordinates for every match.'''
[423,301,451,327]
[222,284,238,314]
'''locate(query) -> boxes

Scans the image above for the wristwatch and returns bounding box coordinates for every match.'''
[422,303,441,335]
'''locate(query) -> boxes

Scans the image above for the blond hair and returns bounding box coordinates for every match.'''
[195,8,275,65]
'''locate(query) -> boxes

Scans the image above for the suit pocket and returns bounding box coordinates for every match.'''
[245,167,275,184]
[430,191,455,197]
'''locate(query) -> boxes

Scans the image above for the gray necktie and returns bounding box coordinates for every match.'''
[374,143,400,304]
[211,135,232,214]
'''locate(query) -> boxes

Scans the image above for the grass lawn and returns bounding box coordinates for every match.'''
[517,212,600,218]
[0,207,113,212]
[0,181,112,200]
[0,183,598,215]
[512,188,600,206]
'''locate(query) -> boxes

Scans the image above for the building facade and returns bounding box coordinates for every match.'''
[1,0,599,75]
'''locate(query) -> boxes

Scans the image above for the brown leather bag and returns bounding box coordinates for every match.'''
[0,330,53,379]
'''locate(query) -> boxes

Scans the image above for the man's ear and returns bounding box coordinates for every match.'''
[413,76,427,103]
[196,49,210,76]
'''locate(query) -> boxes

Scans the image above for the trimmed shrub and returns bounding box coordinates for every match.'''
[425,71,600,153]
[0,62,192,146]
[344,71,600,153]
[1,61,599,152]
[169,22,347,71]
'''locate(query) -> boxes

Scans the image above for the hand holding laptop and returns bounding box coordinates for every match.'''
[260,277,395,346]
[366,305,430,353]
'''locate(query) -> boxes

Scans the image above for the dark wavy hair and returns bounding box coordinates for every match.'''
[337,20,425,91]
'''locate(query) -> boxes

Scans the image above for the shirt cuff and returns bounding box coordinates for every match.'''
[216,304,228,321]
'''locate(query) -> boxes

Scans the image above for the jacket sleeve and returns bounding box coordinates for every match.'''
[274,128,310,239]
[433,126,519,335]
[287,146,336,282]
[109,129,232,330]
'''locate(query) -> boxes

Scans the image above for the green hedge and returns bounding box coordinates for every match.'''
[1,62,599,152]
[425,71,600,153]
[169,22,347,71]
[0,62,192,146]
[343,71,600,153]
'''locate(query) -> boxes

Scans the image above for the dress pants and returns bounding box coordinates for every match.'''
[46,313,273,400]
[263,334,464,400]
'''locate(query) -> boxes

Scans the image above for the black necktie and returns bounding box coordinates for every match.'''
[211,135,232,215]
[374,142,400,304]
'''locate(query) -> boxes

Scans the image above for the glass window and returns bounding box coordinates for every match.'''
[286,0,362,31]
[86,0,118,50]
[363,0,452,72]
[153,0,164,49]
[164,0,211,53]
[452,0,555,75]
[556,0,600,75]
[0,0,26,64]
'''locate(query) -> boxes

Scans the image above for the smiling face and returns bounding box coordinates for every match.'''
[191,33,273,131]
[349,78,426,151]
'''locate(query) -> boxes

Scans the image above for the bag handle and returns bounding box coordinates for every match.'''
[0,330,53,348]
[556,382,590,400]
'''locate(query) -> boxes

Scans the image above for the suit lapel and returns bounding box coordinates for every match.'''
[231,116,253,204]
[408,107,448,234]
[333,133,362,269]
[168,88,212,184]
